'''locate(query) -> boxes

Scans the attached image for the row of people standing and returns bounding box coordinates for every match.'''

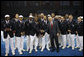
[55,14,83,52]
[1,13,50,56]
[1,13,83,56]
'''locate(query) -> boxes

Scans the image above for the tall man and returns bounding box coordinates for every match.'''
[67,15,76,50]
[38,13,44,49]
[44,16,50,51]
[28,15,36,53]
[48,17,60,52]
[60,17,67,49]
[25,15,30,52]
[13,14,24,54]
[2,15,15,56]
[76,16,83,51]
[39,14,47,52]
[34,16,40,52]
[13,14,19,50]
[19,15,25,52]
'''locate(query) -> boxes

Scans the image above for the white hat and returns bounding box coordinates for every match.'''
[5,15,10,17]
[41,13,44,15]
[47,14,51,17]
[19,15,23,18]
[80,16,83,19]
[29,15,33,18]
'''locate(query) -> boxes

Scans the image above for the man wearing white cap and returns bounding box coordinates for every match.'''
[2,15,15,56]
[47,14,51,17]
[19,15,25,52]
[28,15,36,53]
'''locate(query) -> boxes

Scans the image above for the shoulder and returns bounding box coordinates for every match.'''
[54,21,58,24]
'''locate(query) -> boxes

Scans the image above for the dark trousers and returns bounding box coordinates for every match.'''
[50,34,59,50]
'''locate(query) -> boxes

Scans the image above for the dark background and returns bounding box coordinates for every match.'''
[1,1,83,19]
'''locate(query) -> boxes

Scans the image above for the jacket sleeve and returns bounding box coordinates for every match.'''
[55,21,60,33]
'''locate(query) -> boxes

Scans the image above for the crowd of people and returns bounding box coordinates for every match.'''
[1,13,83,56]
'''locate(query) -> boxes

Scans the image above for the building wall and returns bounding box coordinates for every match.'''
[1,1,83,18]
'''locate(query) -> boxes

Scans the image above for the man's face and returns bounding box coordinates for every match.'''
[78,17,82,22]
[35,17,38,22]
[5,17,10,20]
[15,14,19,19]
[51,13,55,18]
[48,17,52,22]
[61,17,65,21]
[29,17,32,20]
[19,17,23,21]
[69,15,73,20]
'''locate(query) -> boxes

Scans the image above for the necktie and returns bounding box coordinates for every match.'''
[51,23,53,29]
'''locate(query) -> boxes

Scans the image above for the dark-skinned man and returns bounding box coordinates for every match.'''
[2,15,15,56]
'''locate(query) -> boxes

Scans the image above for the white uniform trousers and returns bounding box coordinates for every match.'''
[26,35,30,51]
[10,38,15,53]
[62,35,67,47]
[5,38,9,54]
[34,35,38,49]
[70,34,75,48]
[45,33,50,49]
[20,36,25,50]
[16,37,21,52]
[29,35,35,51]
[5,35,10,54]
[41,35,46,50]
[79,36,83,50]
[75,34,80,48]
[15,36,18,49]
[67,33,71,46]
